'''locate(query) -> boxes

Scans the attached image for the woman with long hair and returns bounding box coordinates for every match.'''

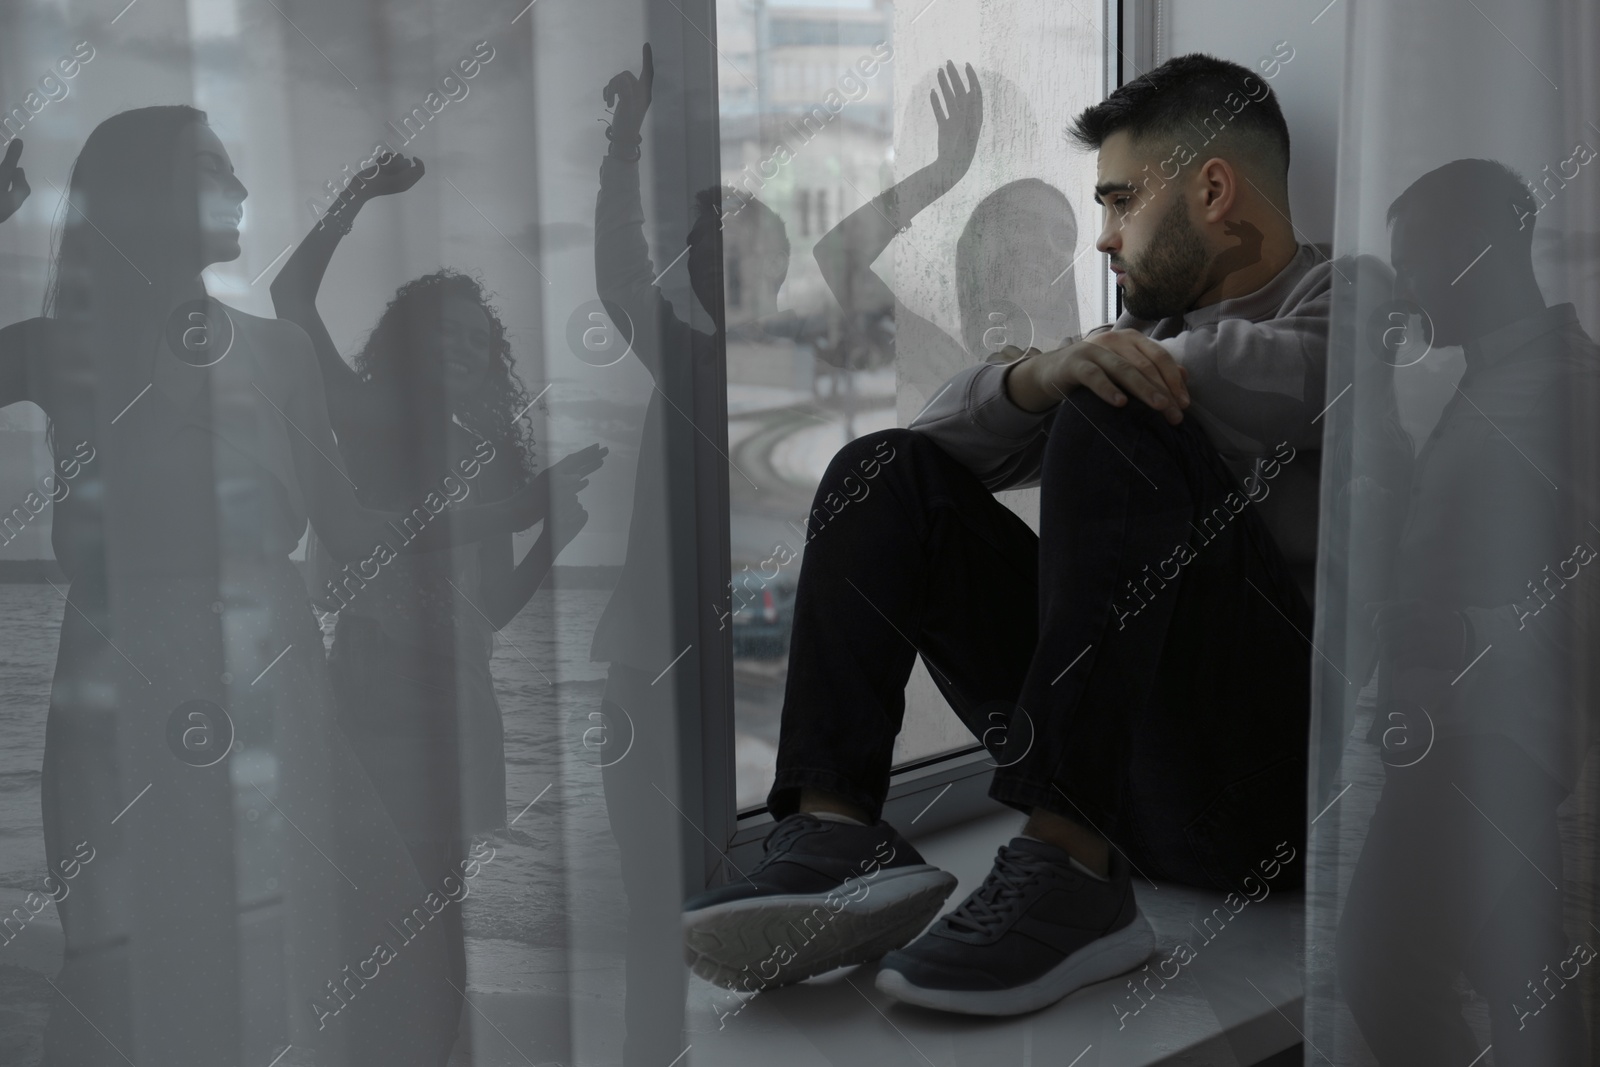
[0,108,543,1066]
[269,150,603,1063]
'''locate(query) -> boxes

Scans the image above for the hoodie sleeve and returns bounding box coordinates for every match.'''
[906,352,1058,493]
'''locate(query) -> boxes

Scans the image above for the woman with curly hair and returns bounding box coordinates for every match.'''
[0,112,556,1066]
[271,151,605,1061]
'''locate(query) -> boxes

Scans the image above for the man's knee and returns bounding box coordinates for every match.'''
[825,427,917,481]
[805,429,916,528]
[1042,391,1207,490]
[1050,390,1185,450]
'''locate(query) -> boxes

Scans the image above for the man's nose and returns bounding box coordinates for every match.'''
[1096,216,1119,255]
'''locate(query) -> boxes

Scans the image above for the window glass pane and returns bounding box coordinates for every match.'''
[718,0,1110,810]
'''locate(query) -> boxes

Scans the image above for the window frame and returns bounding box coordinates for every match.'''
[688,0,1137,892]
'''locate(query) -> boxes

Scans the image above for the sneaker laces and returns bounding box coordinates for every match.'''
[750,815,823,874]
[942,845,1047,936]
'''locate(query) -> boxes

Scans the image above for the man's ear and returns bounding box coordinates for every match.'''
[1196,157,1239,222]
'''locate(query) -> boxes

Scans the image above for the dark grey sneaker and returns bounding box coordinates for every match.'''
[682,813,958,991]
[875,837,1155,1015]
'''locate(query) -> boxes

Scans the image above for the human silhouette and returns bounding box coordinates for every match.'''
[811,60,983,385]
[589,44,790,1066]
[812,62,1082,423]
[1336,158,1598,1066]
[684,52,1336,1017]
[0,110,545,1067]
[269,149,605,1064]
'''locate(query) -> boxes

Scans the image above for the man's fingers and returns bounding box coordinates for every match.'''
[1,139,21,169]
[1108,330,1187,405]
[641,43,653,86]
[1085,336,1177,418]
[1070,361,1125,408]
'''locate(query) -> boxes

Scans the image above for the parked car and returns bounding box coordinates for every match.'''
[728,569,797,659]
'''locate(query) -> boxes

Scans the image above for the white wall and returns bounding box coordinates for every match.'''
[1164,0,1347,247]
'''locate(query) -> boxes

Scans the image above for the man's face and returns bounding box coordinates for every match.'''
[1094,131,1211,320]
[1388,209,1484,348]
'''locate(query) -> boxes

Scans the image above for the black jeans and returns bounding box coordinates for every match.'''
[767,394,1313,891]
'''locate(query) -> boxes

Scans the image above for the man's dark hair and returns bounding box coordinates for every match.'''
[1386,158,1539,246]
[1068,53,1291,188]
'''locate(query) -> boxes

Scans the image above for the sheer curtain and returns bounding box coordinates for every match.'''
[1309,0,1600,1062]
[0,2,693,1065]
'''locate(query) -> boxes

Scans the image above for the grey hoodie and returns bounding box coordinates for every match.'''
[907,244,1337,606]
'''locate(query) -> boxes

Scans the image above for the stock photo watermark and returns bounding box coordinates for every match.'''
[707,837,898,1027]
[1366,298,1435,367]
[1112,441,1296,629]
[1512,939,1595,1031]
[715,540,798,633]
[165,698,235,767]
[0,840,97,949]
[721,40,894,225]
[310,837,499,1031]
[565,299,634,368]
[0,440,95,549]
[165,296,235,367]
[1513,137,1596,231]
[306,40,497,223]
[581,702,636,769]
[316,438,499,615]
[794,436,897,543]
[1119,41,1295,226]
[1112,839,1297,1029]
[0,40,97,145]
[1511,538,1596,630]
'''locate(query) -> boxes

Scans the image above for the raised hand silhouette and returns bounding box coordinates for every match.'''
[354,150,425,201]
[814,61,988,374]
[604,43,654,143]
[0,139,30,223]
[930,60,983,190]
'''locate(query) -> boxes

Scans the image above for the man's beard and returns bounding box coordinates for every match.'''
[1118,196,1209,320]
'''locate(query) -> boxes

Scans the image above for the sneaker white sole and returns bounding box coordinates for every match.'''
[683,865,959,991]
[874,908,1158,1016]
